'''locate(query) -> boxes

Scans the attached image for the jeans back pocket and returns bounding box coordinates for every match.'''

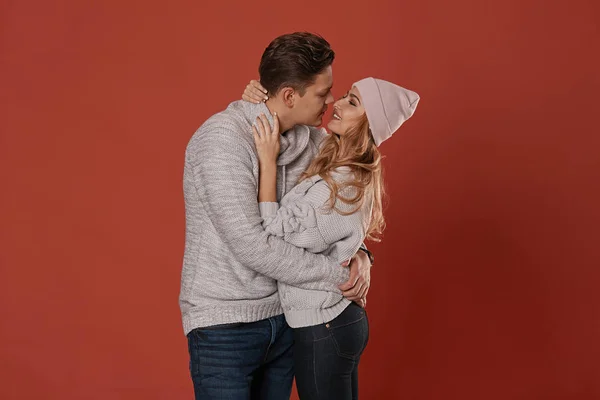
[327,313,369,360]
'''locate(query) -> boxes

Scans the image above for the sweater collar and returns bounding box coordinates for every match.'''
[242,101,311,166]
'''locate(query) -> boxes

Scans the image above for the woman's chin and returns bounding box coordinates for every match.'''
[327,120,339,132]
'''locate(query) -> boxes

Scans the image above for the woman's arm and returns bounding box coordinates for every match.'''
[258,164,277,202]
[260,177,370,260]
[253,117,369,259]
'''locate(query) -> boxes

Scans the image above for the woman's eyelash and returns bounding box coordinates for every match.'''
[341,93,356,106]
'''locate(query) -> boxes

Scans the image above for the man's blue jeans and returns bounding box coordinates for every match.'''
[187,314,294,400]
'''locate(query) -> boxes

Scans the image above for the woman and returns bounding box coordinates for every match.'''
[244,77,419,399]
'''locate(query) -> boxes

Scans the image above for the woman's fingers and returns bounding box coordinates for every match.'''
[243,80,268,103]
[272,112,279,136]
[254,113,279,144]
[259,113,271,136]
[252,125,261,142]
[251,79,268,94]
[243,92,261,104]
[243,87,262,103]
[250,85,268,102]
[255,115,266,136]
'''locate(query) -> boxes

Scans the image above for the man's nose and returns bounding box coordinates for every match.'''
[325,92,335,104]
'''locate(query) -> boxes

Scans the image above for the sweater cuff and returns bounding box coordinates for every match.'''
[259,202,280,218]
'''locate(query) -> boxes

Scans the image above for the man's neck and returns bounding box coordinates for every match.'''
[264,99,294,133]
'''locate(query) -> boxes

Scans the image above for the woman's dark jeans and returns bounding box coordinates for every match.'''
[293,303,369,400]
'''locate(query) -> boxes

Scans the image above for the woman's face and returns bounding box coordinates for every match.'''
[327,86,366,135]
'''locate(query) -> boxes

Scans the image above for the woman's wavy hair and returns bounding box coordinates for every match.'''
[300,114,386,241]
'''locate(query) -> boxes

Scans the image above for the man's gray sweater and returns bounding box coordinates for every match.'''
[180,100,349,334]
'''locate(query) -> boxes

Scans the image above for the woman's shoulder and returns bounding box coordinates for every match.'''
[296,167,356,196]
[330,166,353,177]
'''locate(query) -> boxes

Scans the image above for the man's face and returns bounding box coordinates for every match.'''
[291,65,334,127]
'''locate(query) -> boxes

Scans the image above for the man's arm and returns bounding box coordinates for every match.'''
[340,249,371,306]
[358,245,375,265]
[187,126,348,292]
[257,169,373,305]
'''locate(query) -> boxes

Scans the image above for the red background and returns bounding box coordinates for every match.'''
[1,0,599,399]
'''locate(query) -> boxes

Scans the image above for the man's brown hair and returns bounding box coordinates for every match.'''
[259,32,335,96]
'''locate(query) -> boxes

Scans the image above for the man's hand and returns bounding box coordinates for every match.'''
[339,250,371,307]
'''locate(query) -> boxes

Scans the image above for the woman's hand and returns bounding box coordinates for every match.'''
[252,113,280,166]
[243,80,269,104]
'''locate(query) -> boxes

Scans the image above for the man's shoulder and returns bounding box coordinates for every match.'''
[198,100,250,135]
[187,101,253,151]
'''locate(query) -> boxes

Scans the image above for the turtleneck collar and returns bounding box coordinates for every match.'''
[242,101,311,166]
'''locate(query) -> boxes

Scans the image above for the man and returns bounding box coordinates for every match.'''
[180,32,373,399]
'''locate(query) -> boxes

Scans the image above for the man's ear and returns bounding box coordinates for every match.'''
[280,87,296,108]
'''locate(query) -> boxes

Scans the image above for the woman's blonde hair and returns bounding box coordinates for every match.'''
[300,113,386,241]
